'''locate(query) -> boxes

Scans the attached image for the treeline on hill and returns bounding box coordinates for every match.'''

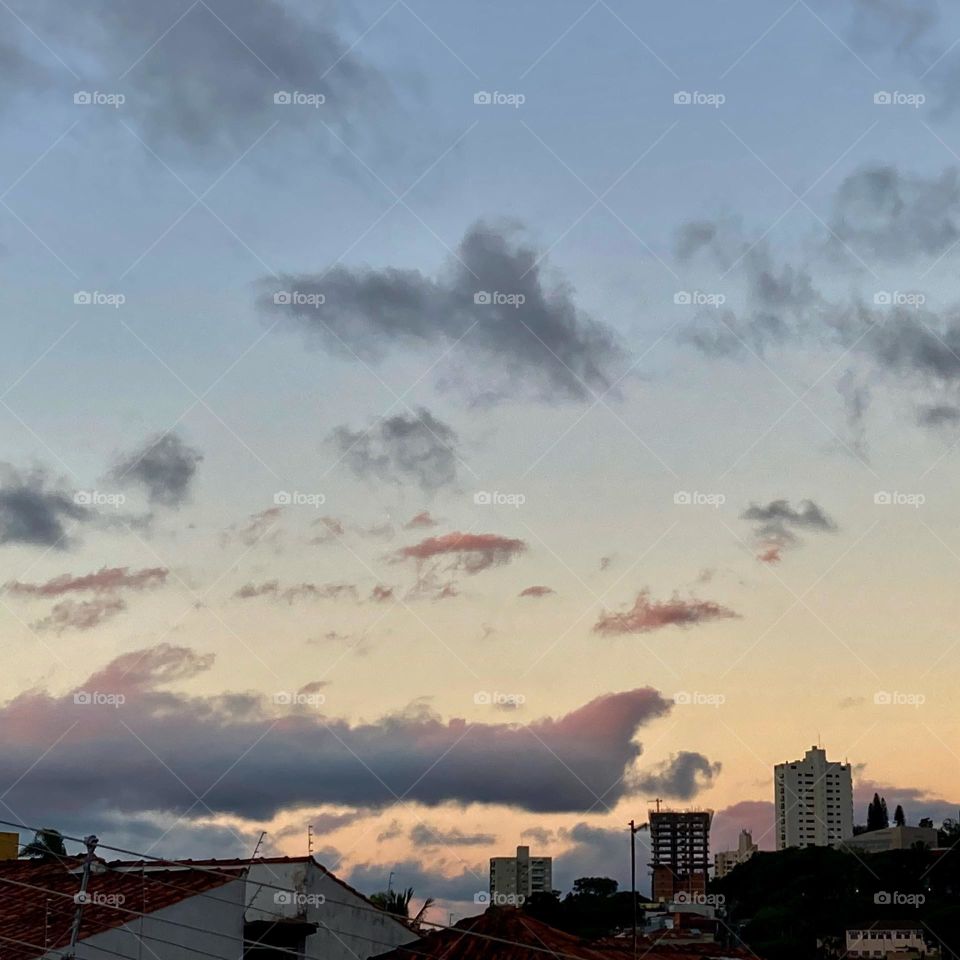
[713,844,960,960]
[523,878,649,939]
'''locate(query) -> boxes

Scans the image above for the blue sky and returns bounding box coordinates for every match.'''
[3,0,960,918]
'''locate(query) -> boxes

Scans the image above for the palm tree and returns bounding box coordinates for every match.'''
[21,828,67,859]
[371,887,435,928]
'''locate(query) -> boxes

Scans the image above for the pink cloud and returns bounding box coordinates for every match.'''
[594,589,739,634]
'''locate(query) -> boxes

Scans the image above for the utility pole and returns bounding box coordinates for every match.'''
[630,817,649,960]
[67,835,99,959]
[629,819,637,959]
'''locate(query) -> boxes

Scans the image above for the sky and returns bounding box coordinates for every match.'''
[3,0,960,923]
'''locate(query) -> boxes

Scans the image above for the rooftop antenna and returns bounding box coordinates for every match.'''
[308,824,314,856]
[648,798,663,813]
[252,831,266,859]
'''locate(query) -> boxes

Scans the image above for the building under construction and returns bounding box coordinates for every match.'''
[649,808,712,902]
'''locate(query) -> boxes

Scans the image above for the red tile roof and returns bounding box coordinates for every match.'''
[0,856,235,960]
[369,907,757,960]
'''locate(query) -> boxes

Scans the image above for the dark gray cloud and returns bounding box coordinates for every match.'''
[829,166,960,262]
[409,824,496,847]
[631,751,722,800]
[743,499,836,545]
[0,644,677,818]
[6,0,385,159]
[917,403,960,426]
[743,498,836,563]
[0,466,91,548]
[111,433,203,507]
[330,409,459,492]
[260,221,626,402]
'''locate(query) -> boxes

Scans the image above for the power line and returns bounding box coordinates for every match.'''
[0,819,652,960]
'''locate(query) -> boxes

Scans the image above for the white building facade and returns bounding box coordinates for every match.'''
[489,846,552,903]
[714,829,758,879]
[775,746,853,849]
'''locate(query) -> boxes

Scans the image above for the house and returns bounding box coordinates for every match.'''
[0,849,416,960]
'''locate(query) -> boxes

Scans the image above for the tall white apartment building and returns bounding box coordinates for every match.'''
[489,846,552,902]
[775,745,853,849]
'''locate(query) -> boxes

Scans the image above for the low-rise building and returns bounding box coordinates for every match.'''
[714,829,758,879]
[846,923,928,958]
[488,846,552,904]
[840,825,938,854]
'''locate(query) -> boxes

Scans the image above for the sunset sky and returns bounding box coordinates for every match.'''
[2,0,960,920]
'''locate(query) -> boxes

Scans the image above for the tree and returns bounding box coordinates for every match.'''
[919,818,934,829]
[572,877,618,898]
[867,794,890,832]
[894,804,906,827]
[21,828,66,859]
[370,887,434,926]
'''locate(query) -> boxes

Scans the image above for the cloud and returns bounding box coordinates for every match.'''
[6,565,167,597]
[631,751,722,799]
[519,585,555,598]
[409,824,496,847]
[828,166,960,262]
[0,650,676,817]
[330,409,460,492]
[520,827,555,845]
[593,589,739,635]
[396,531,527,575]
[918,403,960,427]
[111,433,203,507]
[404,511,439,529]
[233,580,358,603]
[369,585,394,603]
[710,800,777,853]
[0,466,91,548]
[260,221,626,402]
[34,596,127,633]
[5,0,386,159]
[837,368,871,460]
[221,507,284,549]
[742,498,837,561]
